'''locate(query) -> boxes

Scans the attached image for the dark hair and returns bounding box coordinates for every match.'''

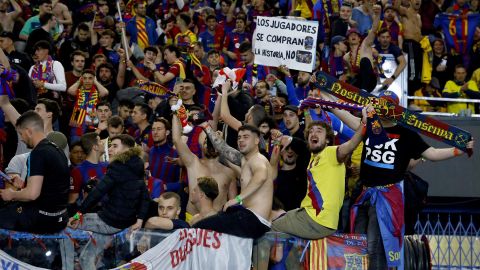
[236,14,247,23]
[96,62,115,78]
[239,41,252,53]
[455,64,466,71]
[92,53,107,61]
[249,104,267,127]
[37,98,61,122]
[255,80,270,90]
[77,22,90,32]
[144,46,159,55]
[71,50,87,62]
[108,115,124,128]
[38,0,52,5]
[276,92,289,104]
[206,14,217,21]
[101,29,116,39]
[111,134,136,148]
[220,0,232,5]
[81,69,95,76]
[164,45,181,58]
[259,116,277,129]
[197,177,219,201]
[135,102,153,121]
[207,49,220,56]
[304,121,335,146]
[39,13,53,26]
[238,124,261,137]
[97,100,111,110]
[178,13,191,26]
[16,110,44,131]
[119,99,134,109]
[10,98,30,115]
[69,140,83,151]
[153,117,171,130]
[377,28,390,36]
[80,132,100,155]
[159,192,181,207]
[33,40,51,53]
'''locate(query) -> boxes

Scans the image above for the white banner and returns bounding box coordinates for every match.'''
[114,228,253,270]
[0,250,48,270]
[253,16,318,72]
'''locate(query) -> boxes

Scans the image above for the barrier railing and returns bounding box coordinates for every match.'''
[414,213,480,269]
[1,213,479,269]
[406,96,480,118]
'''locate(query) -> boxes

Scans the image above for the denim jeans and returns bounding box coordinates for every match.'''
[353,201,387,270]
[60,213,122,270]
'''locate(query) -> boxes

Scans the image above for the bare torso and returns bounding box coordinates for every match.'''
[400,9,422,41]
[0,12,15,32]
[239,152,273,221]
[186,158,236,214]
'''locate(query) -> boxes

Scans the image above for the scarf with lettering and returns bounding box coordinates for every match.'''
[70,85,99,127]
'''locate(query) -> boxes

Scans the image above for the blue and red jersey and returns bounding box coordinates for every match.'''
[148,143,181,198]
[70,160,108,200]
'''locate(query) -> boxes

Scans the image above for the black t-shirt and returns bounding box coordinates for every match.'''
[377,43,403,62]
[28,139,70,211]
[275,168,307,211]
[360,125,430,186]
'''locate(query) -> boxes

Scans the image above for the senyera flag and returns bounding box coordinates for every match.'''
[313,72,473,156]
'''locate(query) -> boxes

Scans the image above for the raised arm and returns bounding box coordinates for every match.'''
[94,78,109,98]
[422,139,474,161]
[320,91,361,130]
[8,0,22,20]
[172,113,198,167]
[67,79,81,96]
[203,124,242,166]
[220,80,243,131]
[337,106,368,163]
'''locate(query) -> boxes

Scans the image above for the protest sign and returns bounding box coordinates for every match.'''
[253,17,318,72]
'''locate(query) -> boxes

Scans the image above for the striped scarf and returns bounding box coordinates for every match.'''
[31,56,55,95]
[70,85,99,127]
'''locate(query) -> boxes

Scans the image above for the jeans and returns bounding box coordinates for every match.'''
[353,201,387,270]
[60,213,122,270]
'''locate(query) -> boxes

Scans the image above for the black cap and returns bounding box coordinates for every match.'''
[283,105,299,114]
[331,35,346,47]
[0,31,14,40]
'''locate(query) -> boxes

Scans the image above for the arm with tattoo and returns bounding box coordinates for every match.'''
[203,125,243,166]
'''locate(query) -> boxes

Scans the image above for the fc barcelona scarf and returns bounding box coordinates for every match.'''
[314,72,473,155]
[70,86,99,127]
[0,66,18,98]
[31,56,55,95]
[136,80,171,97]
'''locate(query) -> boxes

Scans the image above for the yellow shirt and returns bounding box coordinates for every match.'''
[300,146,345,229]
[413,88,447,112]
[442,80,479,113]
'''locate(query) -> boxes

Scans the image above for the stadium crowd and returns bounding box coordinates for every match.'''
[0,0,477,269]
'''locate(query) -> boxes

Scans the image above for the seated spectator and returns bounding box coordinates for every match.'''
[431,38,458,89]
[188,177,219,225]
[442,64,480,114]
[144,192,190,230]
[413,77,447,112]
[376,28,406,90]
[378,4,403,48]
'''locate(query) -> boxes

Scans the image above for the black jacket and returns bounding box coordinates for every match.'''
[79,146,150,229]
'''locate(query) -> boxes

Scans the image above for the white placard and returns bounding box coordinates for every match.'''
[253,16,318,72]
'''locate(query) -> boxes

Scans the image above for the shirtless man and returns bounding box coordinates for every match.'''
[193,124,273,239]
[52,0,72,27]
[394,0,423,94]
[172,114,237,223]
[0,0,22,32]
[189,176,219,225]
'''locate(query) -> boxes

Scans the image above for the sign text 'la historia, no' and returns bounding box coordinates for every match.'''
[253,16,318,72]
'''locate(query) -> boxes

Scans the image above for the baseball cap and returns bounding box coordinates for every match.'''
[47,131,68,150]
[378,90,399,105]
[0,31,14,40]
[346,28,361,37]
[283,105,299,114]
[331,35,346,47]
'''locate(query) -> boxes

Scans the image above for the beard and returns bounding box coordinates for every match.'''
[308,142,326,154]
